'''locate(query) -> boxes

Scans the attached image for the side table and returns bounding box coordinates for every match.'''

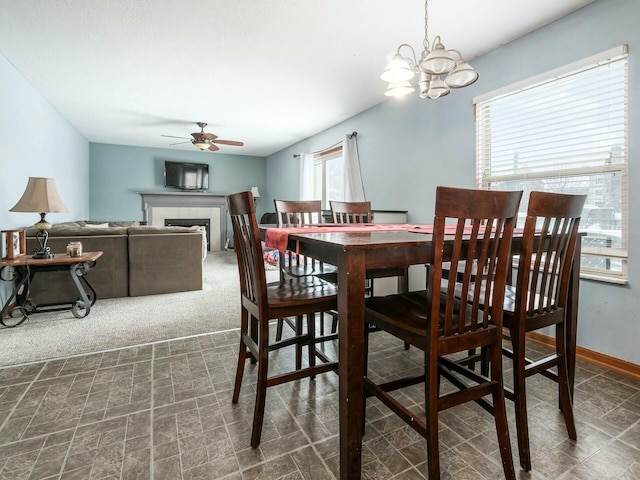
[0,251,104,327]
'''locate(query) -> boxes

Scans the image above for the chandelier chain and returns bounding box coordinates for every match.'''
[423,0,429,51]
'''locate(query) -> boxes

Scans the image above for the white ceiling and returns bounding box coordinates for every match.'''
[0,0,595,157]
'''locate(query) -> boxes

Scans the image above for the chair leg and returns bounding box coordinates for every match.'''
[480,346,489,376]
[250,324,270,448]
[556,322,577,440]
[295,315,303,370]
[490,342,516,480]
[511,328,531,471]
[250,315,259,364]
[362,323,370,436]
[233,309,249,403]
[425,353,441,480]
[276,318,284,341]
[307,313,316,378]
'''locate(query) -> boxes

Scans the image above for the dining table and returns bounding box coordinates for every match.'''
[261,223,581,480]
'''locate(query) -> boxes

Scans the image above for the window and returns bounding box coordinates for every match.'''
[475,46,628,283]
[312,145,344,209]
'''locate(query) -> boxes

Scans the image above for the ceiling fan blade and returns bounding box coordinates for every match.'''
[213,139,244,146]
[208,144,220,152]
[169,141,191,146]
[162,135,190,139]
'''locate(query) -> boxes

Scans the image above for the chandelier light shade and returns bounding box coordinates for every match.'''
[10,177,69,258]
[381,0,478,100]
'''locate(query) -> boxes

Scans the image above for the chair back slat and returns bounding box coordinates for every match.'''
[517,192,586,316]
[330,201,372,224]
[431,187,522,340]
[274,200,323,226]
[227,191,267,307]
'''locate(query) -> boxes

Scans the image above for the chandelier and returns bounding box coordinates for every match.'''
[381,0,478,99]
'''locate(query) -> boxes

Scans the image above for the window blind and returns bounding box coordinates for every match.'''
[475,46,628,283]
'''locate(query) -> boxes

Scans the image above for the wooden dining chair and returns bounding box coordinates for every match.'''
[273,199,337,340]
[363,186,521,480]
[227,191,338,448]
[329,200,372,223]
[330,200,409,294]
[326,200,410,342]
[273,199,337,278]
[494,191,586,471]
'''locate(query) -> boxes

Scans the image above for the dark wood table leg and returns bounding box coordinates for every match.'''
[565,238,581,399]
[337,250,366,480]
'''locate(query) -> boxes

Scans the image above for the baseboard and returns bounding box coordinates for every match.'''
[527,332,640,378]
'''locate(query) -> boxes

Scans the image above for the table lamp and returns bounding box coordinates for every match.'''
[10,177,69,259]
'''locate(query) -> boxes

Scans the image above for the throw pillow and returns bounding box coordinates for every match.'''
[87,223,109,228]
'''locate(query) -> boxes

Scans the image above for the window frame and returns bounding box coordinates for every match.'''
[313,145,343,209]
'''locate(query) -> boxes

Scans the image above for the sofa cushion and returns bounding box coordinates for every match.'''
[127,225,202,235]
[127,231,203,296]
[25,224,129,237]
[107,221,141,227]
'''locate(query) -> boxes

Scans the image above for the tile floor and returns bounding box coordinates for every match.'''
[0,327,638,480]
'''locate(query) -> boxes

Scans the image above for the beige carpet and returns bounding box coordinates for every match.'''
[0,251,279,367]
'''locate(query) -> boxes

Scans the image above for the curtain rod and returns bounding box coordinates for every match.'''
[293,132,357,158]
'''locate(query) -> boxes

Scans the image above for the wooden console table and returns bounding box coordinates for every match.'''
[0,251,103,327]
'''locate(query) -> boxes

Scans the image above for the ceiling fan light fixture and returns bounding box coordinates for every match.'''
[163,122,244,152]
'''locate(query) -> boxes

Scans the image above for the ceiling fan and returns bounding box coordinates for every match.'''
[162,122,244,152]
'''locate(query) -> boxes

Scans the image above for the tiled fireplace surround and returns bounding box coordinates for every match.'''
[138,192,227,251]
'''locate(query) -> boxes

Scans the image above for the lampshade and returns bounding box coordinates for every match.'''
[422,40,456,75]
[380,54,415,83]
[10,177,69,214]
[426,75,450,99]
[384,81,416,97]
[250,186,261,198]
[446,60,480,88]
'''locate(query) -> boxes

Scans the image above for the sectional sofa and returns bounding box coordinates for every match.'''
[25,221,206,304]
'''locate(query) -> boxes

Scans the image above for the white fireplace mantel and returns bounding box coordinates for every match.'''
[138,191,228,251]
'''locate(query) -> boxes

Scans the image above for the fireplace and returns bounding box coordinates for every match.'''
[138,192,227,251]
[165,218,211,251]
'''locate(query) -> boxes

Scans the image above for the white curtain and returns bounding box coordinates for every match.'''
[299,152,314,200]
[342,133,365,201]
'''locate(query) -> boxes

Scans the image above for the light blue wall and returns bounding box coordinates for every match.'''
[0,54,89,233]
[89,143,267,222]
[0,52,89,305]
[266,0,639,365]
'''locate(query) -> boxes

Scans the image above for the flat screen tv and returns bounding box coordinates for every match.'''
[164,161,209,190]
